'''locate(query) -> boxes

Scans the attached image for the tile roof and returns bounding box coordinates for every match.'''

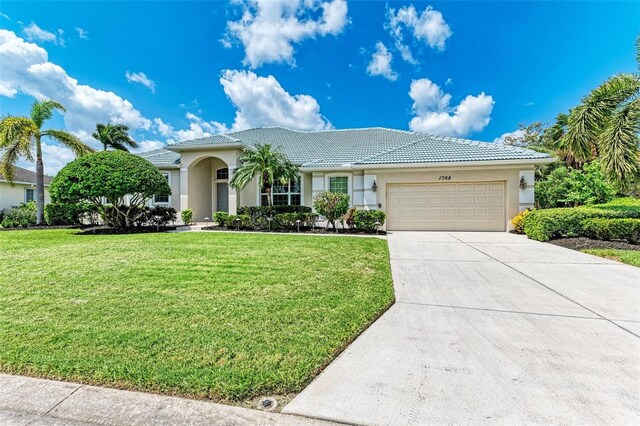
[0,166,52,185]
[142,127,552,168]
[138,148,181,167]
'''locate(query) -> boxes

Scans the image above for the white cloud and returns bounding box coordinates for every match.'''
[23,21,62,45]
[493,129,524,144]
[0,29,151,146]
[445,77,453,86]
[366,42,398,81]
[220,69,331,131]
[17,141,75,175]
[173,112,228,141]
[75,27,89,40]
[408,78,494,137]
[125,71,156,93]
[0,13,10,21]
[153,118,174,137]
[224,0,349,68]
[387,4,452,64]
[135,140,165,152]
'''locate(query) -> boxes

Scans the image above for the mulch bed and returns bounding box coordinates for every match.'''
[548,237,639,251]
[201,225,386,236]
[79,226,177,235]
[0,225,81,231]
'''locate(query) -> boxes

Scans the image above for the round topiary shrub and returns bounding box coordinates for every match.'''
[50,150,171,228]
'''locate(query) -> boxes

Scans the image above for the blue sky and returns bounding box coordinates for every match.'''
[0,0,638,173]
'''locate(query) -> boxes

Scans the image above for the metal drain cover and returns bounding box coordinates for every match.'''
[257,397,277,411]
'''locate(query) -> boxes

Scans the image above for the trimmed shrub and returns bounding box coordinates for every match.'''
[44,203,93,225]
[522,198,640,241]
[181,209,193,225]
[511,208,533,234]
[146,206,177,228]
[1,202,37,228]
[582,218,640,244]
[237,205,312,230]
[275,212,319,229]
[213,211,230,226]
[353,210,386,232]
[225,214,252,230]
[313,191,350,229]
[50,151,171,228]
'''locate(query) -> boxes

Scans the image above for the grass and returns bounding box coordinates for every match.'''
[0,230,393,403]
[582,248,640,267]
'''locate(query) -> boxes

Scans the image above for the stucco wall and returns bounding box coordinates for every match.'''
[0,182,50,211]
[306,165,536,230]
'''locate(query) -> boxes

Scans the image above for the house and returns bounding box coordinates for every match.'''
[0,166,51,211]
[140,127,554,231]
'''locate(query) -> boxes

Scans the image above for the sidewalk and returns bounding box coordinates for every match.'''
[0,374,337,426]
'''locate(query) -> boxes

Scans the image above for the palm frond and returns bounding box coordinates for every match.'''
[598,97,640,192]
[564,74,640,162]
[92,122,137,151]
[41,129,94,156]
[30,99,65,129]
[0,139,31,184]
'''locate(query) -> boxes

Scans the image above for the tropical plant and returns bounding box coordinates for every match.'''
[92,122,138,152]
[0,202,36,228]
[313,191,350,230]
[229,144,299,210]
[50,151,170,228]
[534,162,616,208]
[0,99,93,224]
[553,36,640,191]
[181,208,193,225]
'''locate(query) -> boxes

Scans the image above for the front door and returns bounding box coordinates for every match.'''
[216,182,229,212]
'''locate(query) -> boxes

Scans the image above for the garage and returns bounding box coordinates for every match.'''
[386,181,506,231]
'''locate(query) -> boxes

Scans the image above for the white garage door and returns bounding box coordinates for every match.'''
[386,182,506,231]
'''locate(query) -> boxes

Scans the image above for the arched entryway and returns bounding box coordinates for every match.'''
[187,156,230,221]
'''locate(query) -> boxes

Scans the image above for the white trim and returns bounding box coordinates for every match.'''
[153,172,171,205]
[301,157,556,172]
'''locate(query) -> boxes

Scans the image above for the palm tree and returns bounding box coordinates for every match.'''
[558,36,640,191]
[92,123,137,151]
[229,144,299,210]
[0,99,93,224]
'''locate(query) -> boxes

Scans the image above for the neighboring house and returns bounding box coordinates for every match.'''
[0,166,51,211]
[140,127,553,231]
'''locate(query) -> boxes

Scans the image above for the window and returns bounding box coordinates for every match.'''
[154,173,170,204]
[329,176,348,194]
[261,178,301,206]
[216,167,229,180]
[25,188,35,203]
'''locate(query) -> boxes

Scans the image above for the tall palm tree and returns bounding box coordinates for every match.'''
[92,123,137,151]
[558,36,640,191]
[229,143,299,210]
[0,99,93,224]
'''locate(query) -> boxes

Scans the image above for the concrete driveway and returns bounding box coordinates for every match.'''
[283,232,640,425]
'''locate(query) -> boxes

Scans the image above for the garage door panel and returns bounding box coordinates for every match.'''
[387,181,506,231]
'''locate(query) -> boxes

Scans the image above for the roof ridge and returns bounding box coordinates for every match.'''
[353,136,428,164]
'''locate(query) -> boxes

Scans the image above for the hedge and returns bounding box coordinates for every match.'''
[352,210,386,232]
[522,197,640,241]
[581,218,640,244]
[45,203,95,225]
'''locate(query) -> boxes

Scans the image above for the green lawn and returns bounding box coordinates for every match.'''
[0,230,393,403]
[582,248,640,267]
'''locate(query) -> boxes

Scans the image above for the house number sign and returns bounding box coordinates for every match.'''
[438,175,452,181]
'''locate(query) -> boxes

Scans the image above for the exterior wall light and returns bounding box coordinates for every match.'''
[371,180,377,192]
[519,176,527,190]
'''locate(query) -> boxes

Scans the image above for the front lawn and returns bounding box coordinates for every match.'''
[582,249,640,267]
[0,230,393,403]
